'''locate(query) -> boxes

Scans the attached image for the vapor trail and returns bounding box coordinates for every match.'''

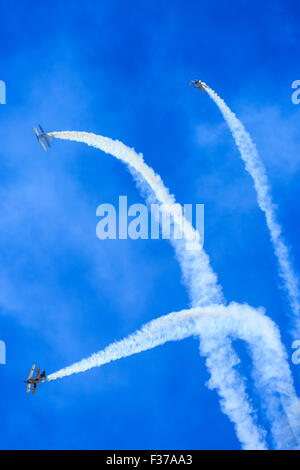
[48,130,300,449]
[48,131,264,447]
[48,303,300,449]
[203,84,300,335]
[49,131,223,308]
[48,304,265,448]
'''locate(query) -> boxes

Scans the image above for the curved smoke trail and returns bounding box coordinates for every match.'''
[49,131,223,308]
[47,130,300,449]
[48,303,300,449]
[48,130,265,448]
[48,304,268,448]
[203,83,300,336]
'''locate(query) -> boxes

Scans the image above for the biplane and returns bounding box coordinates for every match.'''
[25,364,47,394]
[34,125,51,150]
[188,79,206,93]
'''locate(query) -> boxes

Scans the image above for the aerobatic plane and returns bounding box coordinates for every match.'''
[25,364,47,394]
[34,125,51,150]
[188,79,206,93]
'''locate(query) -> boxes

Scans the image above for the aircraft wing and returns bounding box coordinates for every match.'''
[44,137,51,148]
[27,364,35,380]
[34,127,39,137]
[36,367,41,379]
[39,140,47,151]
[38,125,45,134]
[32,384,38,394]
[26,384,31,393]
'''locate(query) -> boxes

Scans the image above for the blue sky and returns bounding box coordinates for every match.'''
[0,0,299,450]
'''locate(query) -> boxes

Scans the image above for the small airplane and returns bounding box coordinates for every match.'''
[188,79,206,93]
[34,125,51,151]
[25,364,47,394]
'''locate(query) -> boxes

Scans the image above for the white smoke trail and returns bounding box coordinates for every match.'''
[48,303,300,449]
[48,130,300,449]
[48,131,263,447]
[47,306,206,381]
[49,131,223,308]
[203,84,300,336]
[48,304,265,449]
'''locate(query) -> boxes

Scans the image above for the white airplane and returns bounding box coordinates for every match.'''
[188,79,206,93]
[25,364,47,394]
[34,125,51,151]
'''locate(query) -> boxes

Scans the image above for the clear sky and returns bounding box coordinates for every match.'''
[0,0,299,450]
